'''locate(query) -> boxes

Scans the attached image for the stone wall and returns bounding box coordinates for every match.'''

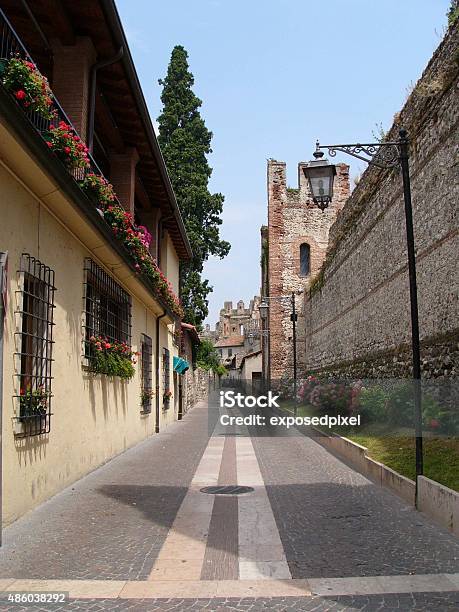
[184,367,211,412]
[303,23,459,379]
[266,160,350,380]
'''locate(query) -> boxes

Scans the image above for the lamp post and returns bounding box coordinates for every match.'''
[304,128,423,502]
[259,295,299,415]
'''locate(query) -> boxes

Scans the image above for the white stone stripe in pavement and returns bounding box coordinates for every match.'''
[2,574,458,599]
[236,436,292,580]
[147,436,224,581]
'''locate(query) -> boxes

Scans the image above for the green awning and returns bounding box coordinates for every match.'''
[173,356,189,374]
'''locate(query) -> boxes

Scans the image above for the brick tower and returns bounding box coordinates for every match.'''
[265,159,350,382]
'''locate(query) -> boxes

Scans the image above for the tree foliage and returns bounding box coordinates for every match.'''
[448,0,459,25]
[157,46,230,327]
[196,339,220,372]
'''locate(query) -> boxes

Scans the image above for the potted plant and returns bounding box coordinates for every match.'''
[79,173,116,210]
[2,55,53,119]
[19,385,50,417]
[163,389,173,405]
[88,335,139,379]
[141,388,154,410]
[45,121,90,169]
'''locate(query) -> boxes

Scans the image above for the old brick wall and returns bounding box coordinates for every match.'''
[267,159,350,380]
[304,23,459,379]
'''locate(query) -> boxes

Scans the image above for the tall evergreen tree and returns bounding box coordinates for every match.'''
[157,46,230,327]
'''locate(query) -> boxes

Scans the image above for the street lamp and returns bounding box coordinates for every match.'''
[304,128,424,504]
[258,294,300,416]
[303,144,336,210]
[258,300,269,321]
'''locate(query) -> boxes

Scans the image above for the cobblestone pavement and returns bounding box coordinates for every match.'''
[0,405,210,580]
[250,418,459,578]
[5,591,459,611]
[0,394,458,611]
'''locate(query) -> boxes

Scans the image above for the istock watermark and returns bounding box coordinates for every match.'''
[219,390,280,408]
[219,413,361,429]
[218,390,361,429]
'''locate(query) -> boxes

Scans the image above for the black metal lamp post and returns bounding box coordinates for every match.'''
[259,296,299,416]
[304,128,424,503]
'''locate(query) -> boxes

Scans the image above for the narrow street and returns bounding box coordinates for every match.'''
[0,394,457,611]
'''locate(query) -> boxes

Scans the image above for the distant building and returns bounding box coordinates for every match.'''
[203,298,263,376]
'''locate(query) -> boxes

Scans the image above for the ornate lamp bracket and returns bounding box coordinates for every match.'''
[318,141,401,169]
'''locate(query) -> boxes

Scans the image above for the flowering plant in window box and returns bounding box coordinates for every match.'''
[2,56,53,119]
[141,388,155,408]
[88,335,139,379]
[103,206,184,318]
[163,390,173,403]
[19,385,50,416]
[45,121,90,169]
[79,173,116,209]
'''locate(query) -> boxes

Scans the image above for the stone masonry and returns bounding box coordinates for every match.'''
[303,21,459,379]
[266,160,350,381]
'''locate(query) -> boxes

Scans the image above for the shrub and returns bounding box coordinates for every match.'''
[297,376,321,404]
[309,381,354,414]
[358,385,390,424]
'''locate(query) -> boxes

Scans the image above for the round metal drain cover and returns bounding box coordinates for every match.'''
[200,485,254,495]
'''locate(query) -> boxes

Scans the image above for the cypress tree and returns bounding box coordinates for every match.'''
[157,45,230,327]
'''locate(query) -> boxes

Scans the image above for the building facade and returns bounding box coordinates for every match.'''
[0,1,193,525]
[262,159,350,382]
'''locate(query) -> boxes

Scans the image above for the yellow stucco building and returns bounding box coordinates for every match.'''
[0,1,193,526]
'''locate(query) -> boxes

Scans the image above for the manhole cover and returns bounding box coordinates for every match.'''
[200,485,254,495]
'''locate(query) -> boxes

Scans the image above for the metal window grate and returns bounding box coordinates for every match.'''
[162,347,170,409]
[13,254,55,437]
[141,334,153,414]
[83,259,132,358]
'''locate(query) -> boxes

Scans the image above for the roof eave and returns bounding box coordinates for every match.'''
[99,0,193,261]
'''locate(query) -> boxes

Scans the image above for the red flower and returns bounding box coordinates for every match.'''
[64,146,71,154]
[46,141,52,148]
[15,90,26,100]
[430,419,440,429]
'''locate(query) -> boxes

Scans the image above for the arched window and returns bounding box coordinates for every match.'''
[300,243,310,277]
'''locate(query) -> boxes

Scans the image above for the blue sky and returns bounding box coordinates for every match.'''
[116,0,450,327]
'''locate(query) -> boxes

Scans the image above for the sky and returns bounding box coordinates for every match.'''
[116,0,450,328]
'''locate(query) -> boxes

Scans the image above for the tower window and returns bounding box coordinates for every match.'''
[300,243,310,277]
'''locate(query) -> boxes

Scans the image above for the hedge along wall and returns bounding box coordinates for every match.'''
[303,22,459,379]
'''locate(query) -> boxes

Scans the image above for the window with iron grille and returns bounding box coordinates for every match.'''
[13,254,55,437]
[162,347,170,408]
[141,334,153,414]
[83,259,131,358]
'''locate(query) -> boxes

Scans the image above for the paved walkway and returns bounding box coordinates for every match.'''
[0,393,458,610]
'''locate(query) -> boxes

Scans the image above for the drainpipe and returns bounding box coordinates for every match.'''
[155,310,167,433]
[87,46,124,154]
